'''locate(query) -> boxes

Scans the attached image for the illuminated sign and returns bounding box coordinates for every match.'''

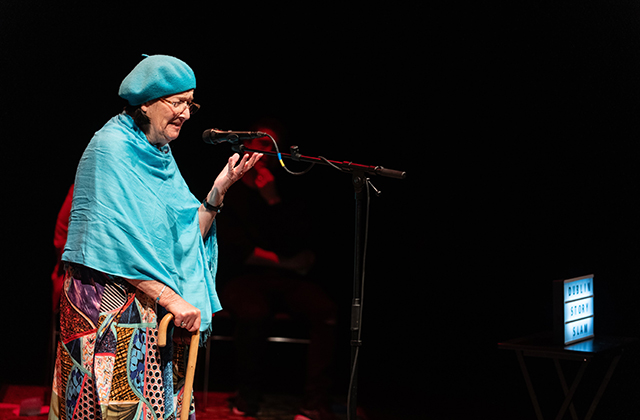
[553,274,594,346]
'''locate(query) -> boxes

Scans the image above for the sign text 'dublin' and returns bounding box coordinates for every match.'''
[564,276,593,301]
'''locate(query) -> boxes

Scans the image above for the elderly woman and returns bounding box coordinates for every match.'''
[49,55,261,420]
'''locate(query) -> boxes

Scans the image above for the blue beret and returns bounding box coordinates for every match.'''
[118,54,196,106]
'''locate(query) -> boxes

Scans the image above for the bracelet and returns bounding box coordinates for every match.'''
[156,285,167,303]
[203,198,224,213]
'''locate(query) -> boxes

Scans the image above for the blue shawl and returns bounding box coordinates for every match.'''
[62,113,222,337]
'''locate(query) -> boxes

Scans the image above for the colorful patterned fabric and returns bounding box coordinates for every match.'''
[49,264,195,420]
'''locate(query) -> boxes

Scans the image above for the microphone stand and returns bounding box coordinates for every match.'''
[232,143,406,419]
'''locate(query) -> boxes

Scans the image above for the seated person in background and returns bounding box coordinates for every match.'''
[217,126,338,420]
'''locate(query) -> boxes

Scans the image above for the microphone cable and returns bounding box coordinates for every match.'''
[263,132,316,176]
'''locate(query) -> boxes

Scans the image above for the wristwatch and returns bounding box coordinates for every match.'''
[203,199,224,213]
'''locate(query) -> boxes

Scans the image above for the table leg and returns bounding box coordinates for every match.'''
[553,358,579,420]
[584,354,621,420]
[554,359,589,420]
[516,350,545,420]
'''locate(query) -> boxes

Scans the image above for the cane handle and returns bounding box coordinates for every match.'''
[158,313,174,347]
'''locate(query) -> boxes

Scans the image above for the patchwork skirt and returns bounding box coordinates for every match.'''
[49,263,194,420]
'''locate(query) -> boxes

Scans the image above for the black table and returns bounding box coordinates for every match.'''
[498,333,637,420]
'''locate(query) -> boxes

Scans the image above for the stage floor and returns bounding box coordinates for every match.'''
[0,385,365,420]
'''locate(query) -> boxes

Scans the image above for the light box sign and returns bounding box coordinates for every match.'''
[553,274,594,346]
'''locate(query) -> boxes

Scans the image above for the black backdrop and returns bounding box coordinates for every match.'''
[2,2,640,419]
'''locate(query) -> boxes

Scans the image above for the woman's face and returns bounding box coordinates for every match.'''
[141,89,194,147]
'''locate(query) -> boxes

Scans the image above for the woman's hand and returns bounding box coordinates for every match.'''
[199,152,263,238]
[207,152,263,206]
[124,279,201,333]
[162,293,201,333]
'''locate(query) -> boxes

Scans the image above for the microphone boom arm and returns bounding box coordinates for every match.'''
[232,143,407,180]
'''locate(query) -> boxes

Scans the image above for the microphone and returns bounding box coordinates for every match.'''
[202,128,267,145]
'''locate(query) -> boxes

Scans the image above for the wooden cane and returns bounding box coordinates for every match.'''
[158,313,200,420]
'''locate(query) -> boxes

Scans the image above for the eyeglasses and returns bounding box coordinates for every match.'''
[159,98,200,116]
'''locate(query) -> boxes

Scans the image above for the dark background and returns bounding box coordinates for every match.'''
[2,2,640,419]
